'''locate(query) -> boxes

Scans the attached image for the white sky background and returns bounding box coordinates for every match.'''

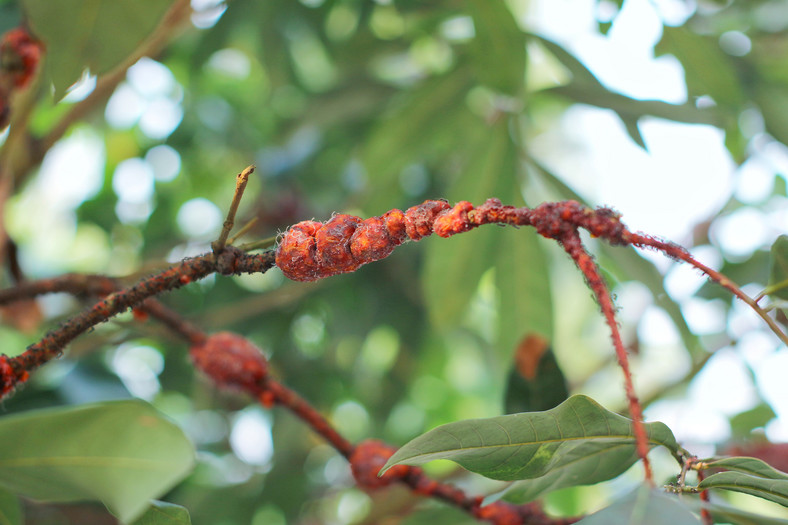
[6,0,788,469]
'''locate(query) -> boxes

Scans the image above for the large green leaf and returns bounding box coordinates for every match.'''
[0,488,21,525]
[768,235,788,301]
[699,456,788,507]
[422,118,515,330]
[382,395,678,499]
[22,0,176,97]
[0,400,195,523]
[577,486,700,525]
[466,0,525,95]
[131,501,191,525]
[755,85,788,150]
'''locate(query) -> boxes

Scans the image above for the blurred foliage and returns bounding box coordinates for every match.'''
[2,0,788,523]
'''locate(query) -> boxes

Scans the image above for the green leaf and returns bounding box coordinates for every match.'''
[503,335,568,414]
[577,486,700,525]
[768,235,788,301]
[466,0,525,95]
[131,501,191,525]
[699,456,788,507]
[422,118,515,330]
[22,0,176,97]
[730,403,777,439]
[382,395,678,500]
[0,400,195,523]
[656,26,744,108]
[0,488,22,525]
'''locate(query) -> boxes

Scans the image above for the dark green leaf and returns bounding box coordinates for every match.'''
[656,26,744,108]
[22,0,176,97]
[131,501,191,525]
[0,400,195,523]
[577,486,700,525]
[699,456,788,507]
[383,395,678,501]
[504,335,567,414]
[466,0,525,95]
[730,403,777,438]
[768,235,788,301]
[0,488,22,525]
[422,119,514,330]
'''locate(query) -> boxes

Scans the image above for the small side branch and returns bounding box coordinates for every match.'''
[212,165,255,254]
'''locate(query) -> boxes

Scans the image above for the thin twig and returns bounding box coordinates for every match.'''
[212,165,255,253]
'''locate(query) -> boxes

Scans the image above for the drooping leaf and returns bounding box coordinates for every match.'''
[466,0,525,95]
[382,395,678,502]
[0,488,22,525]
[576,486,700,525]
[131,501,191,525]
[699,456,788,507]
[0,400,195,523]
[768,235,788,301]
[504,334,568,414]
[422,118,514,330]
[22,0,177,97]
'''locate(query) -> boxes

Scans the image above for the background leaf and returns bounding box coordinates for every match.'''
[0,489,21,525]
[768,235,788,301]
[0,400,195,523]
[465,0,525,95]
[131,501,191,525]
[22,0,176,96]
[576,486,700,525]
[383,395,678,500]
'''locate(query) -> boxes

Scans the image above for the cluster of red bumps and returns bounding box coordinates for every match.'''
[0,27,43,128]
[276,199,525,281]
[276,198,629,282]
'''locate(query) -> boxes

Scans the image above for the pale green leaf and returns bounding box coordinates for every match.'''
[577,486,700,525]
[383,395,678,501]
[0,400,195,523]
[22,0,176,97]
[131,501,191,525]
